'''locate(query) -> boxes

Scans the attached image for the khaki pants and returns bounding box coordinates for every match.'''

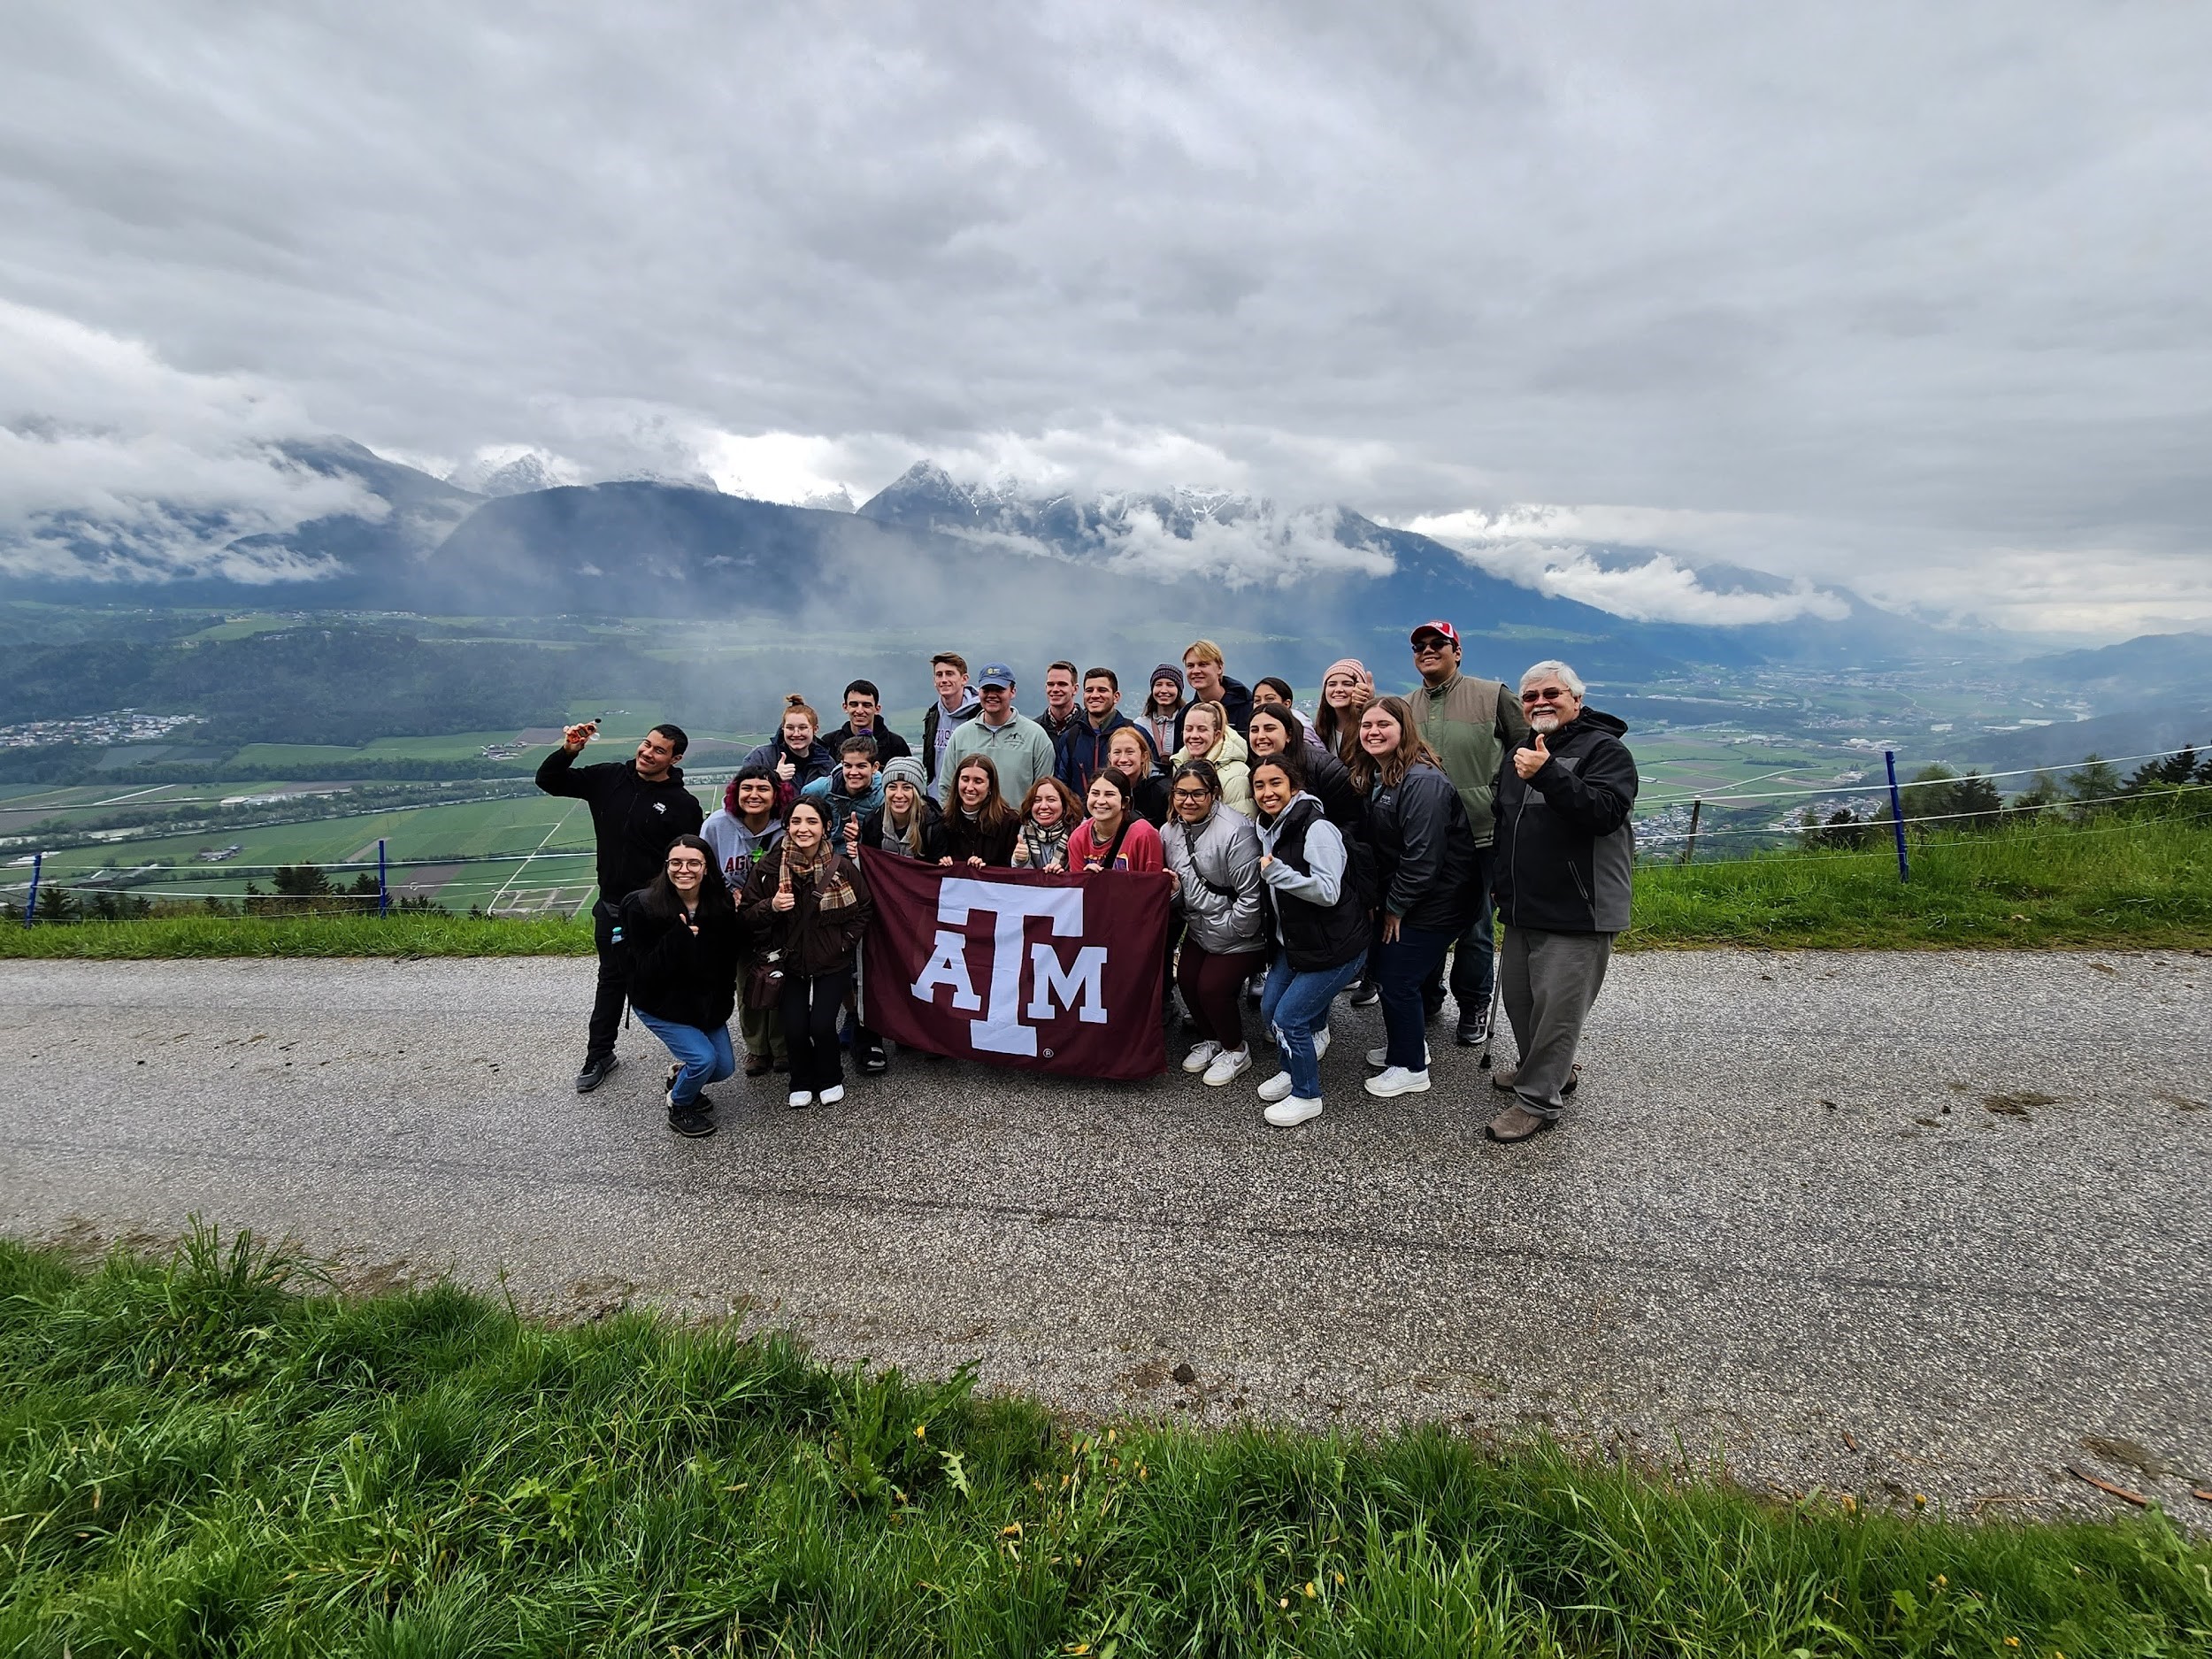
[739,999,787,1063]
[1500,926,1613,1118]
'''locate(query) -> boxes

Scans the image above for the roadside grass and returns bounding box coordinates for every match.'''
[1630,816,2212,950]
[0,910,592,959]
[4,1231,2205,1657]
[6,817,2209,958]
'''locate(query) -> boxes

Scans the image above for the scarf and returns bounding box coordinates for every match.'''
[780,839,858,911]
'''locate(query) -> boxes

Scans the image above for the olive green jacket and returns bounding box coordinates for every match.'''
[1409,670,1529,847]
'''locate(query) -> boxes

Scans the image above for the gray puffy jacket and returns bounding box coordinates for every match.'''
[1164,804,1265,954]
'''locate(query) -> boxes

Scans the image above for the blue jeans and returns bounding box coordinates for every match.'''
[634,1012,736,1109]
[1260,949,1366,1100]
[1377,924,1455,1071]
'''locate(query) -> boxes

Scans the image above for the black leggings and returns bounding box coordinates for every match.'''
[780,968,852,1094]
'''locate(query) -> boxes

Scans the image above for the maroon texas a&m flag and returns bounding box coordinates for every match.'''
[858,850,1171,1079]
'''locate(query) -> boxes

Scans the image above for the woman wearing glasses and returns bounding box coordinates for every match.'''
[1162,758,1267,1086]
[1349,695,1479,1100]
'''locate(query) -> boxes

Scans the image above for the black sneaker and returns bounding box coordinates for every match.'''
[1455,1010,1491,1047]
[575,1052,620,1094]
[1348,982,1379,1009]
[859,1043,889,1075]
[667,1108,715,1139]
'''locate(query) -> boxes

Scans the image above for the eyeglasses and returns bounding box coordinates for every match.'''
[1521,687,1571,703]
[1171,787,1212,801]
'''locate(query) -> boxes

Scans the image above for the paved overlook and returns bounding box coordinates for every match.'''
[4,952,2208,1527]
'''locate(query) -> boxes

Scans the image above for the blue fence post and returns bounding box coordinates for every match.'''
[21,851,39,926]
[1885,749,1909,883]
[377,839,389,918]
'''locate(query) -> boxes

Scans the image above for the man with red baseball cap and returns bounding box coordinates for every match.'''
[1407,618,1529,1047]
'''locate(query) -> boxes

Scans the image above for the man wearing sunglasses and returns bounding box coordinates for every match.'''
[1486,660,1639,1143]
[1406,619,1528,1047]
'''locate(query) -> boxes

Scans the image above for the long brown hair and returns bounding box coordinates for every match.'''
[639,833,734,919]
[1347,695,1443,792]
[950,754,1017,834]
[1019,775,1081,826]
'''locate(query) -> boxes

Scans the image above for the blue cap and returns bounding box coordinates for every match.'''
[977,662,1016,688]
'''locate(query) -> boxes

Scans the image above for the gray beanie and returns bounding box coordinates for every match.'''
[881,756,926,792]
[1149,663,1186,696]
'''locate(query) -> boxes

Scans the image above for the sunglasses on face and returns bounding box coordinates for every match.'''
[1412,639,1450,653]
[1521,687,1570,703]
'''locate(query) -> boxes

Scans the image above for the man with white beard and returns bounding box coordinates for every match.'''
[1485,660,1639,1143]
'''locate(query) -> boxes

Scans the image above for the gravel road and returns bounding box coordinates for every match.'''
[4,950,2208,1525]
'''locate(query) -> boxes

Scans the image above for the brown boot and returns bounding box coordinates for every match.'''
[1486,1102,1555,1142]
[1491,1061,1579,1094]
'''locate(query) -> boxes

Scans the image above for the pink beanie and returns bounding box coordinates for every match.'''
[1323,657,1373,691]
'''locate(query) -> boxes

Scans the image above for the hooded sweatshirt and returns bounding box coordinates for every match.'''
[699,798,784,892]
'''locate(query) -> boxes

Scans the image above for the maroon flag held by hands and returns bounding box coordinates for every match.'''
[859,849,1171,1079]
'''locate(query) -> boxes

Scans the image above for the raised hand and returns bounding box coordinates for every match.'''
[562,719,598,753]
[774,753,796,783]
[1513,731,1550,780]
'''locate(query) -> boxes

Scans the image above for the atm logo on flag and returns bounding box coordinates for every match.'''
[910,879,1106,1056]
[858,851,1171,1080]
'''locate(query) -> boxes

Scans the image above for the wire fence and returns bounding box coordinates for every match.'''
[4,742,2206,923]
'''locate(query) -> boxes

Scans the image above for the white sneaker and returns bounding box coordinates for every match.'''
[1256,1070,1295,1102]
[818,1084,846,1105]
[1202,1047,1252,1087]
[1264,1095,1325,1127]
[1363,1065,1431,1098]
[787,1090,814,1109]
[1312,1027,1331,1061]
[1366,1043,1430,1068]
[1183,1041,1222,1073]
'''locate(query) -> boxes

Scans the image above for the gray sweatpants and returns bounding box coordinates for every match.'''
[1499,926,1615,1119]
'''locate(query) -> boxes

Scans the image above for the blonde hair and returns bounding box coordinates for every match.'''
[1181,699,1227,757]
[1182,638,1225,668]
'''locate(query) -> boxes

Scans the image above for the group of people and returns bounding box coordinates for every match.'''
[535,626,1639,1145]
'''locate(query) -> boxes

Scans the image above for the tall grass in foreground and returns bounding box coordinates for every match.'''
[3,1231,2205,1656]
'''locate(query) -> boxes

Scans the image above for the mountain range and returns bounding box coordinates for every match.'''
[0,440,1974,683]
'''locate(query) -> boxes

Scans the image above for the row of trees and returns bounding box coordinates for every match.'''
[1801,748,2208,850]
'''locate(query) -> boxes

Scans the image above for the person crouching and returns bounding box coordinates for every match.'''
[619,834,741,1140]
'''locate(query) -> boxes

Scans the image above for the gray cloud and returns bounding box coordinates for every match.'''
[0,2,2208,631]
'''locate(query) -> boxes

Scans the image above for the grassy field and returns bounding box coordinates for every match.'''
[4,1231,2204,1657]
[7,818,2208,957]
[1632,816,2212,950]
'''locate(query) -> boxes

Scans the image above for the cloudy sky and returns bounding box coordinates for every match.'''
[2,2,2208,635]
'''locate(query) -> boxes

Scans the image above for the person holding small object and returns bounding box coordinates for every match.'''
[1486,660,1638,1143]
[939,755,1020,866]
[619,835,741,1139]
[1011,777,1080,870]
[536,717,704,1094]
[1164,757,1266,1086]
[742,798,872,1110]
[1351,695,1478,1099]
[1250,754,1369,1127]
[1067,767,1164,874]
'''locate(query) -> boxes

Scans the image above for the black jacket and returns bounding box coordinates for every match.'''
[1175,675,1254,745]
[1305,747,1364,836]
[826,721,911,764]
[1365,760,1479,935]
[536,749,704,901]
[1129,772,1171,829]
[1492,710,1639,933]
[1261,798,1371,972]
[941,807,1018,866]
[618,890,741,1030]
[859,797,949,862]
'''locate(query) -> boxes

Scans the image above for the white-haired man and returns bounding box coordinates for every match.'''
[1486,660,1638,1143]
